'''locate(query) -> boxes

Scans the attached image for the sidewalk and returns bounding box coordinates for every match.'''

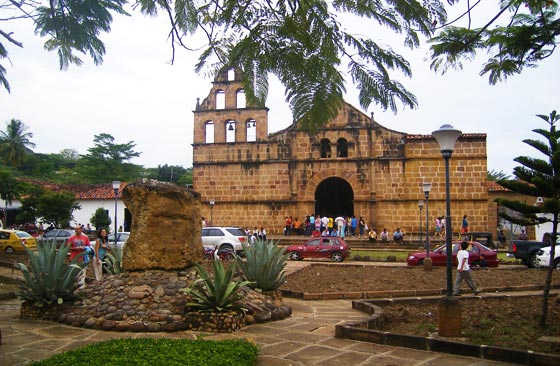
[0,262,523,366]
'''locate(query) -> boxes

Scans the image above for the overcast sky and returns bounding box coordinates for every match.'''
[1,2,559,177]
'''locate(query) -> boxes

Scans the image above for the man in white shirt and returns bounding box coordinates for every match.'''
[453,241,481,296]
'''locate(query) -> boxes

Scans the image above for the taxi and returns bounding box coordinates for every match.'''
[0,229,38,253]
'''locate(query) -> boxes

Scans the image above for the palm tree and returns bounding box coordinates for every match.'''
[0,119,36,168]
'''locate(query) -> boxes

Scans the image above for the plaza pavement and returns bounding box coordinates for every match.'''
[0,262,522,366]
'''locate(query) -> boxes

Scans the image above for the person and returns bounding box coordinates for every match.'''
[380,228,389,242]
[93,229,110,281]
[393,228,403,244]
[453,241,480,296]
[519,229,527,240]
[284,216,292,236]
[350,216,357,237]
[335,216,345,237]
[497,229,506,246]
[461,215,469,234]
[368,228,377,242]
[67,225,91,288]
[474,254,488,269]
[260,227,267,241]
[434,217,442,238]
[358,216,366,238]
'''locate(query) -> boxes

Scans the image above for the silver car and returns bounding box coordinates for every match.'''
[201,227,247,254]
[39,229,74,248]
[107,232,130,250]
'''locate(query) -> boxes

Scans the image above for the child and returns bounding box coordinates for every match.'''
[453,241,481,296]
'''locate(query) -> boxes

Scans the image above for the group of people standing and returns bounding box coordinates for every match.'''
[284,214,368,238]
[66,225,111,287]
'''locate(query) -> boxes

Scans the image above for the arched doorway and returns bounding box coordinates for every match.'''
[315,177,354,217]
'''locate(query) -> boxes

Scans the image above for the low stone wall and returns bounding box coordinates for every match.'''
[19,269,291,333]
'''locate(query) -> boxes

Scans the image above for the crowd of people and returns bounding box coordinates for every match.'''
[283,214,370,239]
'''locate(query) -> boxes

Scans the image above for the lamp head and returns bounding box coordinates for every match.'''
[209,199,215,207]
[112,181,120,192]
[422,182,432,196]
[432,124,462,155]
[418,199,424,209]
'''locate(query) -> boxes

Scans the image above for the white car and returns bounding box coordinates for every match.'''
[107,232,130,250]
[201,227,247,254]
[536,244,560,268]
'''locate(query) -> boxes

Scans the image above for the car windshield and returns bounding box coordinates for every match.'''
[15,231,32,238]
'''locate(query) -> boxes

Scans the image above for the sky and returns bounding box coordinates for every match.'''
[1,2,559,176]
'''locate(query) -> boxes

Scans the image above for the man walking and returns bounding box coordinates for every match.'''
[67,225,91,288]
[453,241,480,296]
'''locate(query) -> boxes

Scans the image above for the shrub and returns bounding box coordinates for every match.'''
[103,246,123,275]
[30,338,259,366]
[236,239,288,291]
[353,255,362,261]
[183,260,251,312]
[17,240,84,307]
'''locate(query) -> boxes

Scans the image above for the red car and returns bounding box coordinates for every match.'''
[285,237,350,262]
[407,241,499,268]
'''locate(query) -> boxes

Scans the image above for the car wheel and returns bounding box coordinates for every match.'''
[331,251,343,262]
[219,244,234,253]
[554,258,560,269]
[5,246,15,254]
[289,251,301,261]
[528,254,539,268]
[418,259,424,266]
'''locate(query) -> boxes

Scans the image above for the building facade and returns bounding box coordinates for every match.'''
[192,68,489,235]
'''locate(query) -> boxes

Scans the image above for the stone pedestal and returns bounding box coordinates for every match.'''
[438,296,462,337]
[423,258,433,271]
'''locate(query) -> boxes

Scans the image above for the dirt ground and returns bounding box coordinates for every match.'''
[281,264,560,354]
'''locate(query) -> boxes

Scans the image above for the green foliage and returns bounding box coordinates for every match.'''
[36,190,80,228]
[103,246,123,275]
[30,338,259,366]
[183,261,251,312]
[429,1,560,84]
[0,119,36,168]
[16,240,83,307]
[90,207,111,232]
[487,169,511,181]
[75,133,142,183]
[16,183,45,224]
[143,164,192,185]
[236,239,288,291]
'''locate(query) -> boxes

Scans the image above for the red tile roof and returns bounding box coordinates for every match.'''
[20,179,126,200]
[486,180,510,192]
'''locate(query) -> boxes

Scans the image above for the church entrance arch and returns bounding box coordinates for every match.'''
[314,177,354,218]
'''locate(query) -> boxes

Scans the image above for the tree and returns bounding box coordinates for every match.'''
[487,169,511,181]
[494,110,560,326]
[0,168,22,226]
[0,119,36,168]
[2,1,449,131]
[36,191,80,228]
[90,207,111,233]
[76,133,142,183]
[16,184,46,225]
[144,165,191,185]
[429,1,560,84]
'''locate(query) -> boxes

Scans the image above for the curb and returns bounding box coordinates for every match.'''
[335,294,560,366]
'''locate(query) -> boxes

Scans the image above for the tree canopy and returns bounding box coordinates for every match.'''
[0,119,36,168]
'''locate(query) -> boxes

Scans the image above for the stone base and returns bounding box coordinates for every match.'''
[423,258,433,271]
[185,310,245,333]
[438,297,462,337]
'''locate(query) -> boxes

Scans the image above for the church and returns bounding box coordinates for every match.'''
[191,68,490,236]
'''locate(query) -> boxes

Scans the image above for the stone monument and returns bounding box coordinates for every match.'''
[121,179,203,271]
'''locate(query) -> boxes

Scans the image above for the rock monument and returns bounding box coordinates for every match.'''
[121,179,203,271]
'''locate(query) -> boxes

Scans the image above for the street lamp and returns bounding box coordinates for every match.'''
[422,182,432,268]
[209,199,215,226]
[432,124,462,296]
[418,199,424,247]
[112,181,120,247]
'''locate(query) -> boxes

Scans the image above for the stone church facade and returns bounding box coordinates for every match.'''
[192,68,489,236]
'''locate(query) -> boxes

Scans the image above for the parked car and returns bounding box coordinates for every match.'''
[38,229,74,248]
[285,237,350,262]
[107,232,130,250]
[536,244,560,268]
[201,227,247,255]
[0,229,38,253]
[407,241,499,268]
[459,231,494,249]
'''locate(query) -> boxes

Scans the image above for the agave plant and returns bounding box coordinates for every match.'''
[183,260,252,312]
[103,246,123,275]
[16,239,84,307]
[236,239,288,291]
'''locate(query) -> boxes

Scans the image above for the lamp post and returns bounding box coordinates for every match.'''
[418,199,424,248]
[112,181,120,247]
[432,123,462,338]
[209,200,215,226]
[422,182,432,271]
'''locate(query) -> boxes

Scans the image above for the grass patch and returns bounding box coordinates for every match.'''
[350,250,409,261]
[31,338,259,366]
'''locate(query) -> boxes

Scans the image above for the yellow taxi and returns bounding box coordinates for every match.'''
[0,229,38,253]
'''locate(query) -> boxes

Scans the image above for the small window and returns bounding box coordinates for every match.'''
[216,90,225,109]
[205,122,215,143]
[337,138,348,157]
[236,90,246,108]
[227,69,235,81]
[320,139,331,158]
[226,120,236,142]
[246,119,256,142]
